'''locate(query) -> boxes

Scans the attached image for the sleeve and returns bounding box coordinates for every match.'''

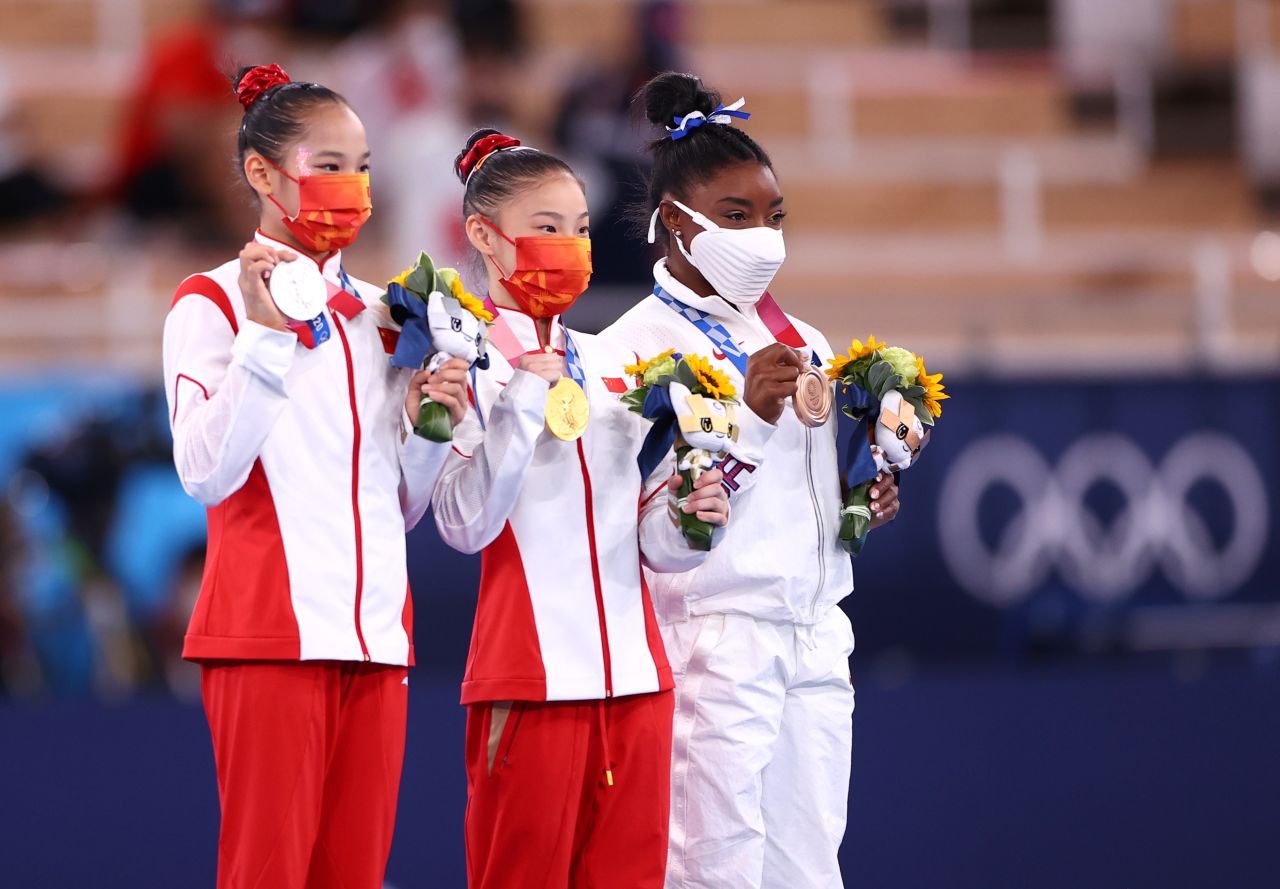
[430,370,550,554]
[717,404,775,498]
[162,281,297,508]
[396,407,450,531]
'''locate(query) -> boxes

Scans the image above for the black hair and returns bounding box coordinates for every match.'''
[233,66,348,180]
[634,71,772,246]
[453,127,581,221]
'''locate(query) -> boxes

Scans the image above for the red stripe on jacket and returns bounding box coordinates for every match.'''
[171,274,299,660]
[462,522,548,704]
[183,459,300,660]
[172,274,238,333]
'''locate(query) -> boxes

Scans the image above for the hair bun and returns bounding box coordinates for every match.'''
[455,129,523,184]
[235,64,291,111]
[637,71,720,130]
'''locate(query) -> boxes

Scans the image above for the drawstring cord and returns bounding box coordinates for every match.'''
[596,699,615,787]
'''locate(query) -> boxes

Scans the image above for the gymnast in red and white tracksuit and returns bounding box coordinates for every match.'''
[162,65,469,889]
[430,130,738,889]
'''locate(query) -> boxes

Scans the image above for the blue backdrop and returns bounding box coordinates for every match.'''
[2,373,1277,886]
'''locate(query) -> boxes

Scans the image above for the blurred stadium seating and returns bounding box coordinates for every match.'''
[2,0,1279,370]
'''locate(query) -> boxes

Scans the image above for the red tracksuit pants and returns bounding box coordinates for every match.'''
[200,660,409,889]
[465,690,675,889]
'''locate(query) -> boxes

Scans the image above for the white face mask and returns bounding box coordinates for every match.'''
[648,199,786,307]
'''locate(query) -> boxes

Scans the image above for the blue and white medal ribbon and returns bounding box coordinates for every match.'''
[563,329,587,389]
[653,284,752,376]
[652,284,820,373]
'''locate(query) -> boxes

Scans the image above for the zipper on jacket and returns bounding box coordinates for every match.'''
[804,426,827,621]
[333,315,370,662]
[577,439,614,696]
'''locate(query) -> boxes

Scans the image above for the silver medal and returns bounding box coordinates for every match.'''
[268,259,328,321]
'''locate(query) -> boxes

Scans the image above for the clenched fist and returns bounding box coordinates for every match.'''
[237,241,293,332]
[744,343,807,425]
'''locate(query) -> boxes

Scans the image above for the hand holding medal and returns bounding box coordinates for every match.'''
[516,348,590,441]
[267,258,328,322]
[540,347,590,441]
[742,344,809,426]
[237,240,299,331]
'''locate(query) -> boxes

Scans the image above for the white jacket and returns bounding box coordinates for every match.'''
[430,305,758,703]
[598,260,853,626]
[162,231,448,665]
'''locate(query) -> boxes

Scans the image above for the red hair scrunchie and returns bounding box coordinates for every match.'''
[459,133,522,182]
[237,64,292,111]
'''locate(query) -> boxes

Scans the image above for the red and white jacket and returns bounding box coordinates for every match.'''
[431,306,748,704]
[162,231,449,666]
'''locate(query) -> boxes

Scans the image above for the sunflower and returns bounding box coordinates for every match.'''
[915,354,949,418]
[624,348,675,380]
[685,353,736,400]
[453,285,494,323]
[826,334,886,380]
[388,264,417,290]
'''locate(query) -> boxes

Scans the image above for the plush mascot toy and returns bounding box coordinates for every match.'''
[623,350,740,552]
[384,252,492,442]
[827,335,948,554]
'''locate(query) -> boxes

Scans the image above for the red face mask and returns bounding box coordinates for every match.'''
[484,219,593,318]
[264,158,372,253]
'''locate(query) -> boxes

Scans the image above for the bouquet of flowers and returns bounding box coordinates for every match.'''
[384,252,492,442]
[827,335,948,554]
[622,350,740,552]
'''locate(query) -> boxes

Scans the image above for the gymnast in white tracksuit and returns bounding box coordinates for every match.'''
[599,72,902,889]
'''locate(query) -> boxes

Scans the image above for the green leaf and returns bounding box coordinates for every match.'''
[675,360,699,391]
[406,251,436,296]
[902,392,927,417]
[620,387,649,414]
[866,360,894,398]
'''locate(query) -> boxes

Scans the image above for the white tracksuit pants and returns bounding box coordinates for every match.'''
[660,606,856,889]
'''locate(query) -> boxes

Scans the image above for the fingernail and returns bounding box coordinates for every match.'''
[870,490,879,499]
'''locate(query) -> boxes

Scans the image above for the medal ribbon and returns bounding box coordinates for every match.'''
[482,297,586,388]
[285,266,365,349]
[652,285,820,373]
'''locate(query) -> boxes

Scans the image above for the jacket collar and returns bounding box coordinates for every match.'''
[254,230,344,282]
[652,258,760,325]
[488,300,567,356]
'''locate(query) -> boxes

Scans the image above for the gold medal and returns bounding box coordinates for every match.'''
[794,365,833,427]
[545,376,590,441]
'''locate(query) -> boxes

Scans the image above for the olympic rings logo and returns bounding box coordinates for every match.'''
[937,432,1271,606]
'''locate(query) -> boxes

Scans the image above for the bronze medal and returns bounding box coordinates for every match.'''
[794,365,833,427]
